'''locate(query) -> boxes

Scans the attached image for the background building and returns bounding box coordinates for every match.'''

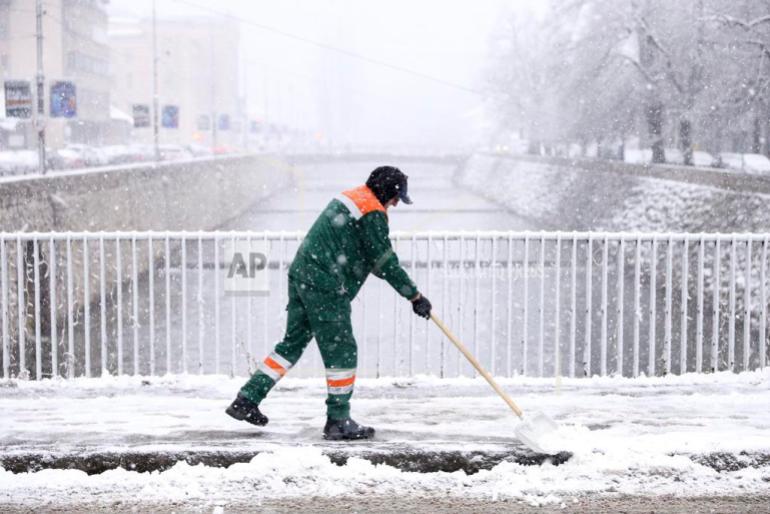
[0,0,112,149]
[109,16,241,149]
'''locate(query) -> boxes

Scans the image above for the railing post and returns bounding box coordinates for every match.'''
[728,237,736,371]
[522,234,529,376]
[474,233,481,374]
[761,238,768,370]
[712,240,721,373]
[743,239,751,372]
[664,236,673,375]
[164,235,171,374]
[410,233,417,376]
[262,233,269,363]
[83,236,91,377]
[99,235,107,375]
[148,236,156,376]
[600,236,608,376]
[506,233,513,377]
[116,237,123,376]
[181,234,187,374]
[33,238,42,379]
[538,234,546,377]
[16,235,26,377]
[490,235,497,375]
[230,233,239,377]
[246,235,254,373]
[441,234,448,378]
[393,234,400,376]
[649,236,657,376]
[131,236,139,376]
[633,236,641,377]
[49,237,57,377]
[617,237,625,377]
[197,236,204,375]
[570,234,577,378]
[1,238,9,379]
[584,235,592,377]
[554,234,561,378]
[696,237,705,373]
[66,235,74,379]
[680,238,689,374]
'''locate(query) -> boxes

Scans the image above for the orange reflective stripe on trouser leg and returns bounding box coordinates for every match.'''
[326,368,355,395]
[327,376,355,387]
[257,352,292,382]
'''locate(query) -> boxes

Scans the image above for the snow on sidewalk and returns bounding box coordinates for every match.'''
[1,371,769,507]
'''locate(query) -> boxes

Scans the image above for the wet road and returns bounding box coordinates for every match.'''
[222,159,534,232]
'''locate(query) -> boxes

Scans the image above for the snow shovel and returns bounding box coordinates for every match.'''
[430,313,561,454]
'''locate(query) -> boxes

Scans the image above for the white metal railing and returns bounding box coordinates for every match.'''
[1,231,768,380]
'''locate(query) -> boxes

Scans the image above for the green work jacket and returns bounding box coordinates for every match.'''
[288,185,418,302]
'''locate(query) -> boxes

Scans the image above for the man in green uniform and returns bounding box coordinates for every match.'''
[226,166,432,440]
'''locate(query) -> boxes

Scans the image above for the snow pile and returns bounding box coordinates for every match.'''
[458,153,579,223]
[1,440,768,507]
[610,176,722,232]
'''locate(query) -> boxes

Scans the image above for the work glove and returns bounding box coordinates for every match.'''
[411,294,432,319]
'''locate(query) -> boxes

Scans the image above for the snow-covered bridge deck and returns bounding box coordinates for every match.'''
[1,372,768,509]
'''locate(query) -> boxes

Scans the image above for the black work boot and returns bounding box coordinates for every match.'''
[323,417,375,440]
[225,393,269,426]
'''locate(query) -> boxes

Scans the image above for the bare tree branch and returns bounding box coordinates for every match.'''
[636,15,686,94]
[619,54,659,87]
[708,14,770,30]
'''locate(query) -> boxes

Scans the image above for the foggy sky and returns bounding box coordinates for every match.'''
[107,0,521,149]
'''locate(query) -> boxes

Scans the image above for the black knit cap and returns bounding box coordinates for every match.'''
[365,166,412,205]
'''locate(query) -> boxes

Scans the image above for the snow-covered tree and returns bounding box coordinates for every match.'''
[489,0,770,163]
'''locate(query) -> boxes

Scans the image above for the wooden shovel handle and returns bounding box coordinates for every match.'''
[430,313,524,418]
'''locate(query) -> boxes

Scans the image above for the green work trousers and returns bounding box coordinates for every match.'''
[239,278,358,420]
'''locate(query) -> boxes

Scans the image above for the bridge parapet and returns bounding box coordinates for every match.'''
[0,155,294,232]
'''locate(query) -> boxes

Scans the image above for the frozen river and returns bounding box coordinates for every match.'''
[223,159,535,232]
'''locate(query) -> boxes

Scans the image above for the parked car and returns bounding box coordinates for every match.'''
[718,152,770,174]
[0,150,38,175]
[48,148,85,169]
[692,151,717,168]
[64,144,108,167]
[741,153,770,174]
[185,143,213,157]
[159,144,194,161]
[101,145,137,164]
[623,148,652,165]
[663,148,684,165]
[128,144,157,162]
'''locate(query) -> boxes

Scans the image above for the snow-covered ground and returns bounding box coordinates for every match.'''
[1,371,769,510]
[457,153,770,233]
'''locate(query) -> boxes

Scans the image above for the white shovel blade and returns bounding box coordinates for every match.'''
[514,411,561,454]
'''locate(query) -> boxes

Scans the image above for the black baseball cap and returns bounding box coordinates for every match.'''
[366,166,412,205]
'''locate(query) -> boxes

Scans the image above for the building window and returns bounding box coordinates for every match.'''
[66,51,109,76]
